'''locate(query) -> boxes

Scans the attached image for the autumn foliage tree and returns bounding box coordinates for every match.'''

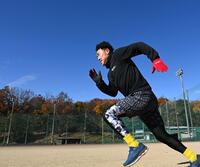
[91,98,117,114]
[158,97,168,106]
[192,100,200,113]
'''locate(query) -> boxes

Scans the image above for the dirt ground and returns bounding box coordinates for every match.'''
[0,142,199,167]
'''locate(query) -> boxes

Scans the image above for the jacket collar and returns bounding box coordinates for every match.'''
[105,52,113,69]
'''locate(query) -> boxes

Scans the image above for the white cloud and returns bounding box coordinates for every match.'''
[7,75,37,87]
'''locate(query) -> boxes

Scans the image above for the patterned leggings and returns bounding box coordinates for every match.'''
[103,89,186,153]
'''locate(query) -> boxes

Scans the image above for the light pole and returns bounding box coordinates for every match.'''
[165,100,170,129]
[186,90,193,138]
[176,68,190,136]
[83,110,87,143]
[131,117,134,135]
[101,117,104,144]
[112,130,115,144]
[51,103,56,144]
[6,98,14,145]
[174,98,181,139]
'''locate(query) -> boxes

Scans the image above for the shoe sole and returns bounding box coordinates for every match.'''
[124,146,149,167]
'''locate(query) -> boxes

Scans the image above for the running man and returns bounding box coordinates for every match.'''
[89,41,200,167]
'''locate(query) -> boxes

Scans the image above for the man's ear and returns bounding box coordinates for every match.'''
[105,48,110,55]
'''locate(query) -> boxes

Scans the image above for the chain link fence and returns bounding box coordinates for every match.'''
[1,96,200,145]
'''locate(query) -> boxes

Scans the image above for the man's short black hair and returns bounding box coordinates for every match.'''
[96,41,114,53]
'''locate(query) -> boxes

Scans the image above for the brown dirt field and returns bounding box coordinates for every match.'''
[0,142,199,167]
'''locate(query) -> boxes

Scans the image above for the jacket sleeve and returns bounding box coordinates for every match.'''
[116,42,160,62]
[96,79,118,97]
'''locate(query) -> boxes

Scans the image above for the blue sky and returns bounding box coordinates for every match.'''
[0,0,200,101]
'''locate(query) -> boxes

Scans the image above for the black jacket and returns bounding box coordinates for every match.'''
[96,42,160,97]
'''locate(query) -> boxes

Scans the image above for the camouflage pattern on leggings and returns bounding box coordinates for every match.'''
[104,90,159,137]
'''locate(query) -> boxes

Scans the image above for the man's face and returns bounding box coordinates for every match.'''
[96,48,109,66]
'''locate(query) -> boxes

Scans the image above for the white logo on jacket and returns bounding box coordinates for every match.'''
[111,65,116,71]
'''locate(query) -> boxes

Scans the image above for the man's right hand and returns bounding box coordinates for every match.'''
[89,68,102,83]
